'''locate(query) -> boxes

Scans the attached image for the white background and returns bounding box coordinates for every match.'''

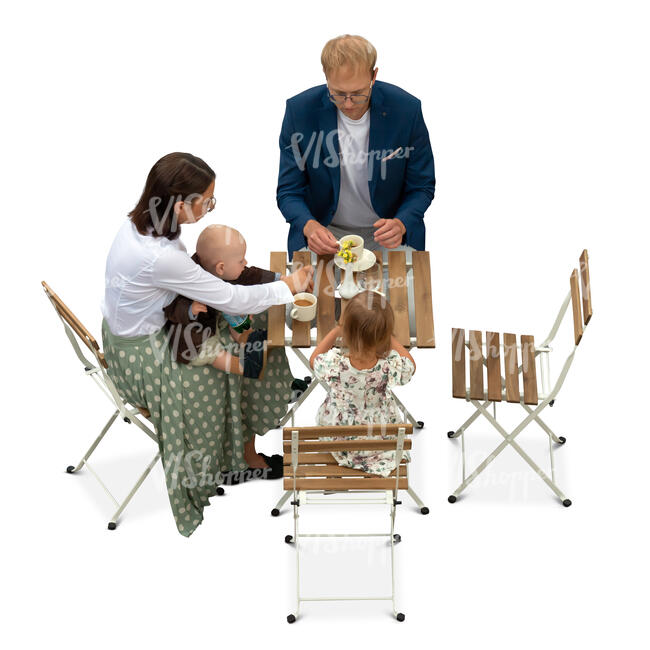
[2,0,649,647]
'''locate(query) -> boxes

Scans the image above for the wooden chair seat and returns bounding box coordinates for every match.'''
[282,424,412,491]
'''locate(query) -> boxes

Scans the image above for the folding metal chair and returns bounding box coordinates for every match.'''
[447,250,593,506]
[42,281,174,530]
[281,423,413,623]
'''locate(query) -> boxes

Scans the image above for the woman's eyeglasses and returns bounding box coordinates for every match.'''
[203,196,216,213]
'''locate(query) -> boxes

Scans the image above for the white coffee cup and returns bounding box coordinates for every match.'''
[337,234,364,260]
[291,293,318,322]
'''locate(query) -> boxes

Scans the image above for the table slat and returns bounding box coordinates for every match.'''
[452,328,466,398]
[469,330,484,400]
[363,251,385,294]
[503,333,520,403]
[388,251,410,347]
[486,331,502,402]
[412,251,435,348]
[290,251,312,348]
[268,252,287,347]
[316,254,335,343]
[521,335,539,405]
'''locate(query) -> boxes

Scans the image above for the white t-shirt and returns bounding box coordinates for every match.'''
[101,219,293,337]
[330,109,380,229]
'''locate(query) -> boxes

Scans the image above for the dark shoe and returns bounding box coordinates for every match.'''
[289,377,309,403]
[221,460,283,485]
[260,453,284,474]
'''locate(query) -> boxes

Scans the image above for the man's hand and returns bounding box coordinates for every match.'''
[373,218,406,249]
[191,301,208,316]
[304,219,340,255]
[282,265,314,294]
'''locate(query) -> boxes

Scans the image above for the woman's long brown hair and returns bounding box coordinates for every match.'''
[129,152,215,240]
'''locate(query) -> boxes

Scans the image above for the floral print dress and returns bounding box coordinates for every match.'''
[313,348,415,477]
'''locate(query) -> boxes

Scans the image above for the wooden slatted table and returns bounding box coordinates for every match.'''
[268,250,436,350]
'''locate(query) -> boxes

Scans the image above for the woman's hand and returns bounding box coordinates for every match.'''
[282,265,314,294]
[303,220,340,255]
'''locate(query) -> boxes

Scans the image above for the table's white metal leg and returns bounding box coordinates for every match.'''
[277,378,321,427]
[389,389,420,428]
[271,490,292,516]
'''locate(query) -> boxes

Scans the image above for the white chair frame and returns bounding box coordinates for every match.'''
[447,251,593,506]
[43,282,162,530]
[283,425,409,623]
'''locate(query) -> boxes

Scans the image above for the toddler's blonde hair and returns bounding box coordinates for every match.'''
[342,291,394,358]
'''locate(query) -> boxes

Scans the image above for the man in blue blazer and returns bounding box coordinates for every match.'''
[277,35,435,258]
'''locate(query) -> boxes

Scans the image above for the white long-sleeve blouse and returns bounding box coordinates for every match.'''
[101,219,292,337]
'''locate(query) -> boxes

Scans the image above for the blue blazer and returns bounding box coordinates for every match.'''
[277,80,435,257]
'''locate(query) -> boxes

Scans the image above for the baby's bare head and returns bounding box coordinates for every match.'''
[196,225,247,281]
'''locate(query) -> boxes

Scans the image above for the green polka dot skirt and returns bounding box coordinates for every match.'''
[101,309,291,537]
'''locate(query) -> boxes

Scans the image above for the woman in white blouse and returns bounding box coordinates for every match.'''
[101,152,313,536]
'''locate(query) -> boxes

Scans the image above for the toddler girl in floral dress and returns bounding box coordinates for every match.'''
[309,291,416,477]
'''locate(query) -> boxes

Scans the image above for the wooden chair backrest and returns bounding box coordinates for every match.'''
[282,423,413,491]
[452,328,539,405]
[42,281,108,369]
[570,249,593,345]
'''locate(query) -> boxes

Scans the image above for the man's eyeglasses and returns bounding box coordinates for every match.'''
[328,83,373,106]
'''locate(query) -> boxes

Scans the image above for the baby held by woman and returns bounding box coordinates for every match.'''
[164,224,277,378]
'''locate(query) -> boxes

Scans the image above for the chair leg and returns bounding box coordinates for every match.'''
[450,400,571,506]
[521,403,565,444]
[107,450,161,530]
[67,409,119,473]
[287,492,301,622]
[390,495,405,621]
[447,401,487,438]
[473,400,570,505]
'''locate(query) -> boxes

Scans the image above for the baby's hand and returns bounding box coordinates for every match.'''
[229,326,248,344]
[191,301,207,316]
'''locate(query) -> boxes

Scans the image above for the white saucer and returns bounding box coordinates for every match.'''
[333,248,377,272]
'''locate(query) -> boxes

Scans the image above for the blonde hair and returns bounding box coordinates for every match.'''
[342,291,394,358]
[321,34,377,76]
